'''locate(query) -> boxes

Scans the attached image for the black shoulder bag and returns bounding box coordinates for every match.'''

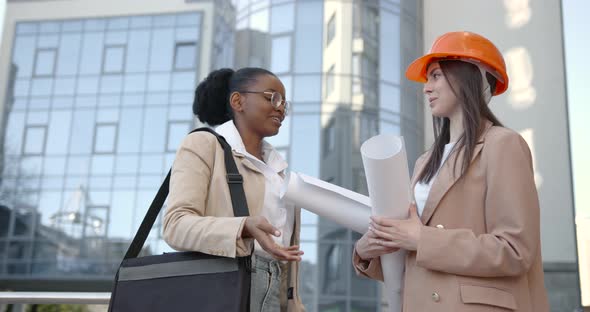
[108,128,252,312]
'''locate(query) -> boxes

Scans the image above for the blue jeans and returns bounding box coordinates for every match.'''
[250,255,284,312]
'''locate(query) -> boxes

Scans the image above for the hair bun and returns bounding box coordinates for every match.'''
[193,68,235,126]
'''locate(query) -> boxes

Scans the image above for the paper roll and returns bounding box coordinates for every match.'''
[280,172,371,234]
[361,134,411,312]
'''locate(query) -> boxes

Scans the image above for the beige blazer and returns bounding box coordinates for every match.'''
[353,121,549,311]
[163,131,305,311]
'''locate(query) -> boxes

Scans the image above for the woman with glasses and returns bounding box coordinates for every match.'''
[163,67,305,312]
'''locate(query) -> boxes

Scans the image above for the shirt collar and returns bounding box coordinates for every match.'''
[215,120,288,174]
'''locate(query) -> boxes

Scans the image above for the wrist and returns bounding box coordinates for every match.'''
[241,217,253,238]
[355,241,369,261]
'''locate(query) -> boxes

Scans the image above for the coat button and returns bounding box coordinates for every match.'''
[436,224,444,229]
[432,292,440,302]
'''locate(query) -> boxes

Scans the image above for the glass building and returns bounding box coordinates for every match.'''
[0,0,423,311]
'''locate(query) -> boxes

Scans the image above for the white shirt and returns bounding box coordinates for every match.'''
[215,121,294,258]
[414,142,456,216]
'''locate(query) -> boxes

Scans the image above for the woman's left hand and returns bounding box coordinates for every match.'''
[369,202,423,251]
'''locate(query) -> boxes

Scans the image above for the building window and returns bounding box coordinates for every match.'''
[326,65,335,97]
[93,123,118,154]
[352,52,379,101]
[362,4,379,40]
[103,45,126,74]
[271,36,292,74]
[174,42,197,70]
[352,53,361,94]
[353,1,379,40]
[324,121,336,155]
[166,121,191,152]
[353,168,368,195]
[23,125,47,155]
[326,13,336,46]
[34,48,57,77]
[359,114,378,146]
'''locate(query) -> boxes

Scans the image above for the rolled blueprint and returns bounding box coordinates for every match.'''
[361,134,411,312]
[280,172,371,234]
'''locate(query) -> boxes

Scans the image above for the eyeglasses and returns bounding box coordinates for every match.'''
[237,91,290,114]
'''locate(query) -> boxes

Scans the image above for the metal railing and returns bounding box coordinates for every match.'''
[0,292,111,305]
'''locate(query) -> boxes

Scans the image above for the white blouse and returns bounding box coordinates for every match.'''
[414,142,456,216]
[216,121,294,258]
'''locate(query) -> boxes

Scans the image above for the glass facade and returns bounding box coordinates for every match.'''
[232,1,423,310]
[1,12,203,287]
[0,0,423,311]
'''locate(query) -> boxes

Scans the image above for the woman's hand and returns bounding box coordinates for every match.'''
[242,216,303,262]
[355,229,399,261]
[369,202,423,251]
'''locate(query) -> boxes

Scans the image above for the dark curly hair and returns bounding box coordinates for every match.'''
[193,67,276,126]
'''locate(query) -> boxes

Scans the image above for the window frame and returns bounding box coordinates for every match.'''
[173,41,198,71]
[93,122,119,154]
[102,44,127,74]
[326,13,336,46]
[22,125,48,156]
[33,48,57,77]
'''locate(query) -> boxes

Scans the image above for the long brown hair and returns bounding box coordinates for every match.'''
[417,60,503,183]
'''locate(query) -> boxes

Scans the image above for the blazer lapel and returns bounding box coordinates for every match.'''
[419,121,493,225]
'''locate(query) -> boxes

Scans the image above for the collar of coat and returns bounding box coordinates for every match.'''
[215,120,288,176]
[411,120,494,225]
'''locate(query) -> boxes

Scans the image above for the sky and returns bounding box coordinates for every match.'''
[562,0,590,217]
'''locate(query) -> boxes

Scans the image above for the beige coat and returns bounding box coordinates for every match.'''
[163,131,305,311]
[353,122,549,311]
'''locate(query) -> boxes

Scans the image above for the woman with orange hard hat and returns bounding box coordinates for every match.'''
[352,31,550,311]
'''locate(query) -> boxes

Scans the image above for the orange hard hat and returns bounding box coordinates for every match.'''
[405,31,509,95]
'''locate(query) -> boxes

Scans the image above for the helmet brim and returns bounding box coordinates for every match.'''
[405,52,509,95]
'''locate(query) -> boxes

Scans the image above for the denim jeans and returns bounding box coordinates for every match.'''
[250,255,284,312]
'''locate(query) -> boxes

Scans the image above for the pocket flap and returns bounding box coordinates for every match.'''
[460,285,517,310]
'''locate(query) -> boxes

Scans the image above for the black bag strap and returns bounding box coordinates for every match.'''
[123,127,249,259]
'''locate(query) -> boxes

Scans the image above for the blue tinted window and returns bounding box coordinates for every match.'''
[124,74,147,93]
[30,78,53,96]
[171,72,195,92]
[118,108,142,153]
[271,36,291,73]
[149,29,174,71]
[126,30,150,73]
[53,78,76,96]
[167,121,190,151]
[23,126,47,155]
[79,32,105,75]
[69,110,95,154]
[57,34,82,76]
[103,45,126,73]
[16,22,38,35]
[176,12,201,26]
[142,108,167,153]
[46,111,72,155]
[100,75,124,94]
[94,123,118,154]
[174,42,197,70]
[294,1,323,73]
[13,36,36,78]
[271,4,295,34]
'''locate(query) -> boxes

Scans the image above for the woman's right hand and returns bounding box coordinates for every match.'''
[355,229,399,261]
[242,216,303,262]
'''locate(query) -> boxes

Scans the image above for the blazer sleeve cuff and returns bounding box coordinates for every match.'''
[235,217,254,257]
[352,247,384,281]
